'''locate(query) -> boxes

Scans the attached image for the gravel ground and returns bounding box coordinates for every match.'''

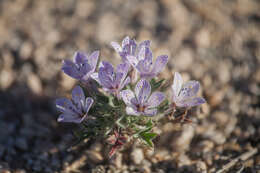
[0,0,259,172]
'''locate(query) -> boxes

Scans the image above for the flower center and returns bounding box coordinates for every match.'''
[136,104,146,112]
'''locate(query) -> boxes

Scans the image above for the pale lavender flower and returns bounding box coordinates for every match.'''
[111,36,150,63]
[171,72,206,108]
[121,79,165,116]
[56,86,94,123]
[127,46,168,79]
[91,61,130,98]
[62,51,99,82]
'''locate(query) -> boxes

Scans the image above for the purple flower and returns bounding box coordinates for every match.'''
[127,46,168,79]
[121,79,165,116]
[91,61,130,98]
[171,72,206,108]
[111,36,150,63]
[62,51,99,82]
[56,86,94,123]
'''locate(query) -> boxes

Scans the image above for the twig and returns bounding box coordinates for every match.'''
[216,148,258,173]
[236,164,244,173]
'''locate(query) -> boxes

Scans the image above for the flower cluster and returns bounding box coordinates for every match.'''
[56,36,206,158]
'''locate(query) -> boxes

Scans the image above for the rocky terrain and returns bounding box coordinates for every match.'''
[0,0,259,172]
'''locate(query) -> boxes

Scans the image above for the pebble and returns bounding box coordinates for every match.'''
[173,125,194,152]
[86,150,103,164]
[177,153,191,167]
[195,161,207,173]
[15,137,28,151]
[27,73,43,95]
[0,69,15,90]
[173,48,194,70]
[208,87,227,107]
[96,12,121,43]
[212,111,229,126]
[131,148,144,165]
[19,41,33,60]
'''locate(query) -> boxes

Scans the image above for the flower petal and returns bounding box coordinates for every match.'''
[122,36,130,48]
[111,42,122,53]
[57,113,83,123]
[116,63,130,79]
[171,72,183,102]
[98,61,114,88]
[178,81,200,100]
[126,106,141,116]
[99,61,114,76]
[88,51,99,72]
[62,60,81,79]
[176,97,206,107]
[144,108,157,116]
[146,92,165,108]
[120,89,135,106]
[137,46,152,61]
[56,98,78,114]
[151,55,168,75]
[64,52,92,80]
[135,79,151,105]
[128,39,137,55]
[90,72,100,84]
[136,57,153,74]
[119,76,130,90]
[84,97,94,113]
[74,51,87,64]
[138,40,150,49]
[72,86,85,111]
[115,63,130,86]
[127,55,139,67]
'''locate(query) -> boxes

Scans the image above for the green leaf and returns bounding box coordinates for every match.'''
[151,79,165,92]
[158,99,170,113]
[116,115,126,129]
[140,132,157,147]
[132,119,157,147]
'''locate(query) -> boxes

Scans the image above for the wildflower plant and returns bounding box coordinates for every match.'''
[56,36,206,158]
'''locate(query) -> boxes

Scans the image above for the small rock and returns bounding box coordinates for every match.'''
[173,125,194,151]
[27,73,43,95]
[204,127,226,145]
[216,61,231,84]
[131,148,144,165]
[195,161,207,173]
[197,140,215,153]
[114,153,123,168]
[15,137,28,151]
[60,73,76,91]
[194,28,211,48]
[86,150,103,164]
[212,111,229,126]
[140,159,152,173]
[173,48,194,70]
[96,12,121,43]
[14,169,26,173]
[139,1,158,29]
[19,41,33,60]
[177,153,191,167]
[197,102,210,119]
[208,87,227,107]
[154,149,171,161]
[0,69,15,90]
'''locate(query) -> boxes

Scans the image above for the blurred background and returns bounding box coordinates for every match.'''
[0,0,259,172]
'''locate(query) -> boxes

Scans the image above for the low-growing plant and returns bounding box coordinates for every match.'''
[55,36,206,158]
